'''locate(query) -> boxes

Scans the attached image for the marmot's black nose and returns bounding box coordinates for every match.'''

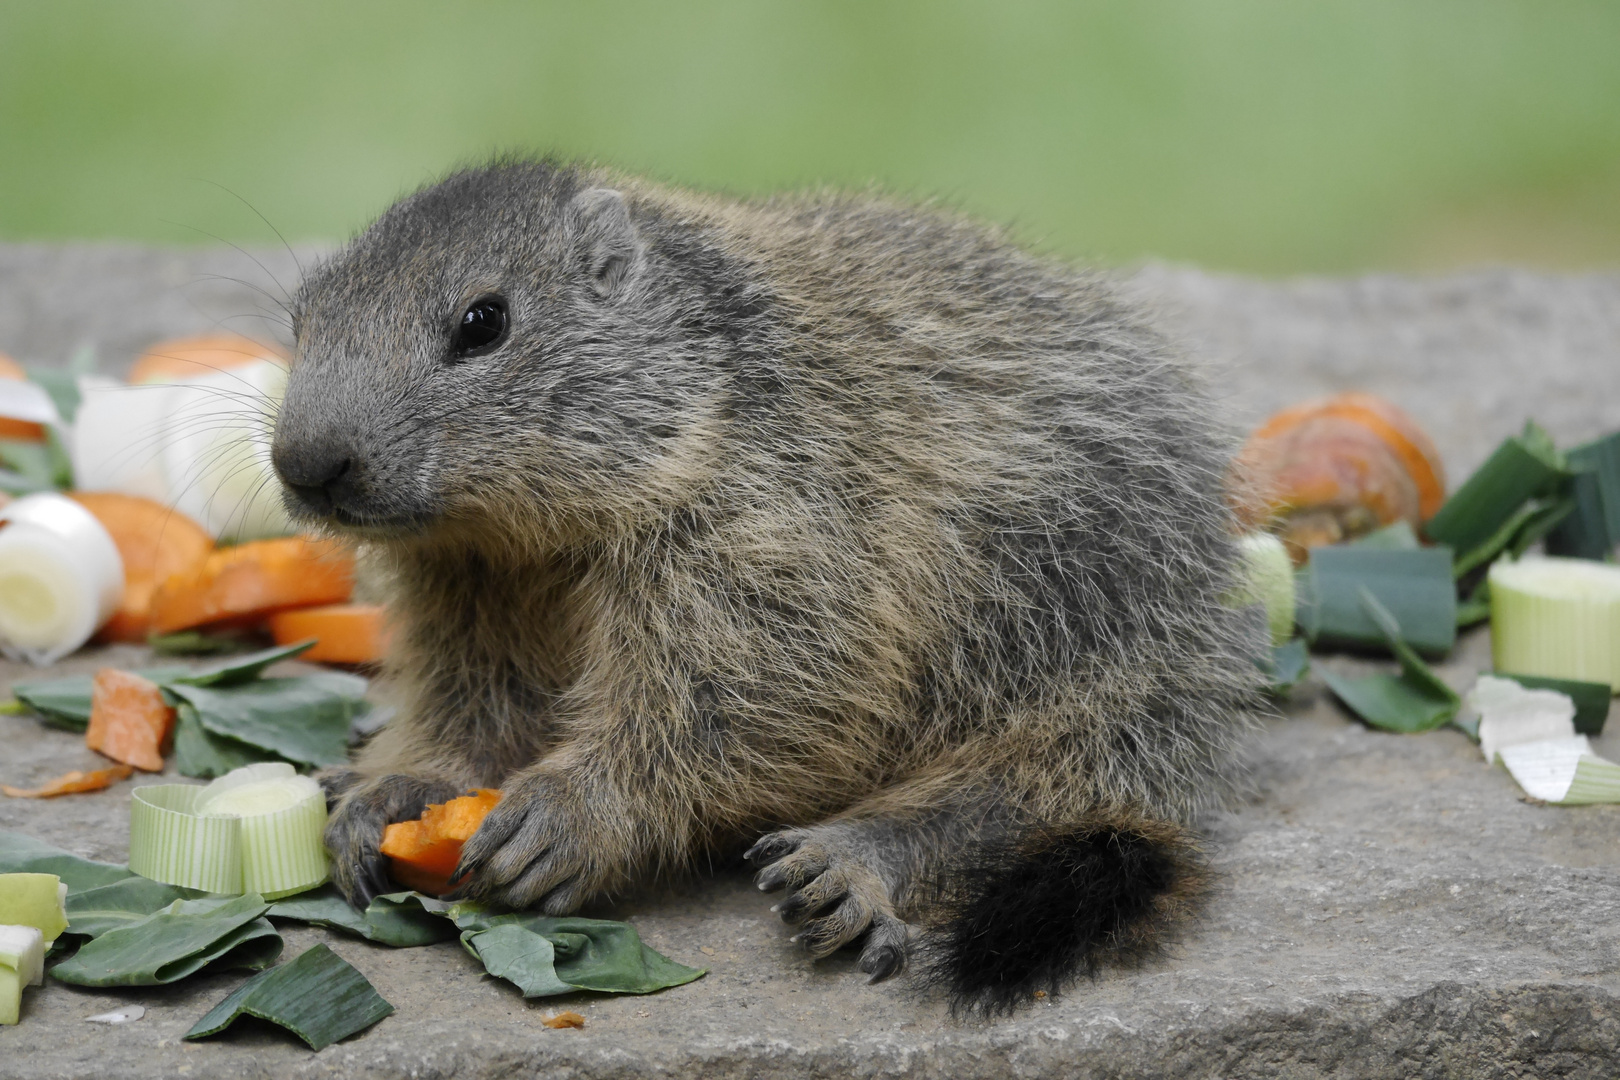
[273,441,357,516]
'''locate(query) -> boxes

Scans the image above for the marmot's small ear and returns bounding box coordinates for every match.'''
[572,187,643,299]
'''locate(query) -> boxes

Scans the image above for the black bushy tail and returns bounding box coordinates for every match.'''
[921,812,1206,1015]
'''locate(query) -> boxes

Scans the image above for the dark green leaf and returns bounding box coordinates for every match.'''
[173,703,283,778]
[65,877,203,938]
[10,667,190,730]
[1257,637,1310,694]
[148,630,257,656]
[1456,578,1492,629]
[166,674,365,767]
[185,943,393,1051]
[166,640,319,688]
[268,885,457,947]
[1297,546,1457,657]
[1495,672,1612,736]
[1546,430,1620,560]
[1317,589,1460,734]
[1425,422,1572,555]
[451,907,705,996]
[51,894,281,987]
[0,830,136,891]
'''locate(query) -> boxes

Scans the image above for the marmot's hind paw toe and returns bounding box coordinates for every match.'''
[747,827,911,976]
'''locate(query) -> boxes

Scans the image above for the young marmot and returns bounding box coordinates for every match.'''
[273,160,1260,1011]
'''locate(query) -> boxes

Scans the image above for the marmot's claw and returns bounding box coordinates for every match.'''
[750,827,912,973]
[450,771,607,912]
[323,773,461,908]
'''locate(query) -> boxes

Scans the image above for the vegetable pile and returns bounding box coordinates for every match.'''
[1234,395,1620,804]
[0,336,391,666]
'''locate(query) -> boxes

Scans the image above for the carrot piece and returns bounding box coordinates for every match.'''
[2,764,135,798]
[66,493,214,643]
[148,537,356,635]
[125,333,284,385]
[266,603,392,664]
[542,1012,586,1029]
[379,789,502,896]
[1231,392,1447,563]
[85,670,175,773]
[0,350,47,442]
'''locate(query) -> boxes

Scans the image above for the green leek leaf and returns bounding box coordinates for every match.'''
[173,703,283,779]
[450,906,705,997]
[63,877,202,939]
[0,831,135,891]
[1495,672,1611,736]
[1546,430,1620,560]
[1350,520,1421,549]
[184,943,393,1051]
[268,886,457,948]
[165,641,317,688]
[148,630,257,656]
[1425,421,1572,555]
[166,674,365,768]
[1318,589,1461,734]
[50,894,281,987]
[1297,546,1457,657]
[1257,637,1310,694]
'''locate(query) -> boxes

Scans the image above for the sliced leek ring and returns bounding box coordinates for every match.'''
[0,493,124,665]
[1489,556,1620,692]
[129,764,328,900]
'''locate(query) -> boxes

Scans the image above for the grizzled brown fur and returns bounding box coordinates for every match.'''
[272,160,1260,1007]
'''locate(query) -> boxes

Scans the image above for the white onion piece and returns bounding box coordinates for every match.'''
[162,360,291,542]
[70,376,177,504]
[0,925,44,988]
[0,494,124,665]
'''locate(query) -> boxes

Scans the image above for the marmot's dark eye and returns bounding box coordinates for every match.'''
[450,296,508,358]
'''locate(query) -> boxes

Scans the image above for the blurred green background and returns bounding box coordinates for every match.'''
[2,0,1617,274]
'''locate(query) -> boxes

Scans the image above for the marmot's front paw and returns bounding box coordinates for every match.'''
[450,770,617,913]
[325,773,461,906]
[745,827,911,982]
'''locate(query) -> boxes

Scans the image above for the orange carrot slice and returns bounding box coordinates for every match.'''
[266,603,392,664]
[2,764,135,798]
[125,333,284,385]
[85,670,175,773]
[67,493,214,643]
[0,351,47,442]
[380,789,502,895]
[149,537,355,635]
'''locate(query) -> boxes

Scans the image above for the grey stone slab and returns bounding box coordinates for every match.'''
[2,245,1619,1078]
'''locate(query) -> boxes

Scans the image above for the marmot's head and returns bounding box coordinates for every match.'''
[273,161,732,548]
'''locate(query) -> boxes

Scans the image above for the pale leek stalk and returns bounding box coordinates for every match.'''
[1489,556,1620,691]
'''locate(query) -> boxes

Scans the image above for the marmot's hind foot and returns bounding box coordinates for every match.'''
[324,773,461,906]
[746,827,912,981]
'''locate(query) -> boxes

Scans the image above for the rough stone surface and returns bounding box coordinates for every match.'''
[2,246,1619,1078]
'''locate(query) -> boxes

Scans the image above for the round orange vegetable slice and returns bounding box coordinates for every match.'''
[149,536,356,635]
[266,603,392,665]
[66,493,214,643]
[85,669,176,773]
[1232,392,1447,562]
[125,333,284,385]
[380,789,502,895]
[0,350,47,442]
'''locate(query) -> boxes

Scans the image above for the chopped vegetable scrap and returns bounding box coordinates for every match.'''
[1297,545,1457,657]
[0,923,45,1024]
[185,943,393,1051]
[380,789,502,895]
[1233,392,1446,562]
[10,641,370,779]
[85,669,175,772]
[2,765,134,798]
[543,1011,587,1029]
[150,536,356,635]
[67,493,213,643]
[130,763,329,899]
[268,603,392,664]
[0,492,124,665]
[50,893,282,987]
[450,906,706,998]
[0,873,68,943]
[1229,533,1295,647]
[125,333,282,386]
[1489,556,1620,691]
